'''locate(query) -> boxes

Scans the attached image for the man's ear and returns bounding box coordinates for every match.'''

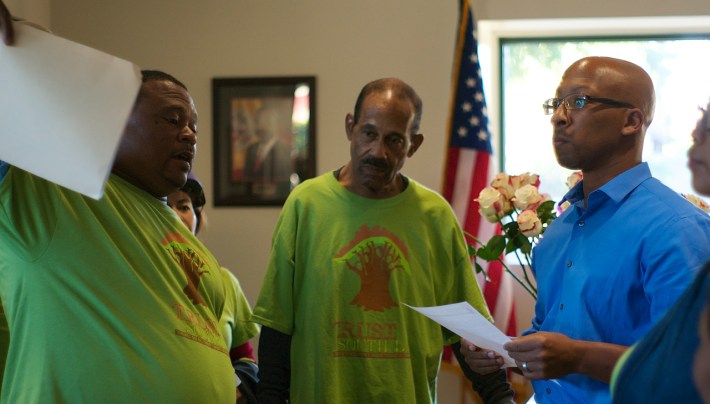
[345,113,355,140]
[621,109,644,136]
[407,134,424,157]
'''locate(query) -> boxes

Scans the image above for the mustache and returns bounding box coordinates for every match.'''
[361,157,390,169]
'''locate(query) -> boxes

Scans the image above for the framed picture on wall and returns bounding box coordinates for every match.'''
[212,76,316,206]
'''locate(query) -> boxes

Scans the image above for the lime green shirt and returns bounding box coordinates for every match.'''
[0,168,234,403]
[219,268,259,350]
[253,172,491,403]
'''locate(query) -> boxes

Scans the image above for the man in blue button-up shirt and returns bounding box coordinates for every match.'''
[462,56,710,403]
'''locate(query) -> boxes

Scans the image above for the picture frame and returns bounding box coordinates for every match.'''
[212,76,316,206]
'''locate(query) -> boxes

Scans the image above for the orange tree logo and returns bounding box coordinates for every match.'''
[335,225,410,312]
[162,231,210,306]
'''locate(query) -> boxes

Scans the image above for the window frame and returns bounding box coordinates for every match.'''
[477,16,710,173]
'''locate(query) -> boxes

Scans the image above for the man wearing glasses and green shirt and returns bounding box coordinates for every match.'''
[461,56,710,403]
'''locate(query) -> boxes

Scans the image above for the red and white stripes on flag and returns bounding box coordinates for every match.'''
[441,0,517,337]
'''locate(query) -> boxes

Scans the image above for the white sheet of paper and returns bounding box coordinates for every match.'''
[405,302,516,367]
[0,23,141,199]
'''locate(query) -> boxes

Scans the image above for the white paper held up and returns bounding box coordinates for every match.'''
[0,23,141,199]
[405,302,516,367]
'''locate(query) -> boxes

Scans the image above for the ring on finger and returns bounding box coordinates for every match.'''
[521,361,529,372]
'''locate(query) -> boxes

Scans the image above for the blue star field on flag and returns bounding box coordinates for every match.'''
[448,2,492,155]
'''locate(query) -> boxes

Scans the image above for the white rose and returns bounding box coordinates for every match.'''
[477,187,500,209]
[476,187,503,222]
[682,193,710,212]
[566,171,583,189]
[516,172,540,188]
[513,184,543,211]
[517,209,543,237]
[477,187,515,222]
[510,173,540,190]
[491,173,514,198]
[558,200,572,213]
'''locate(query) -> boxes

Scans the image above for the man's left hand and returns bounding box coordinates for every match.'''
[503,331,581,380]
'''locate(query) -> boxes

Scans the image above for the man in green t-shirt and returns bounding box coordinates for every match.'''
[0,7,235,402]
[253,77,515,403]
[168,176,261,402]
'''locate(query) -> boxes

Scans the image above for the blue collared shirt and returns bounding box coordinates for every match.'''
[525,162,710,404]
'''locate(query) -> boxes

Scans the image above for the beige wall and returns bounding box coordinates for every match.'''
[5,0,49,27]
[14,0,709,344]
[45,0,463,311]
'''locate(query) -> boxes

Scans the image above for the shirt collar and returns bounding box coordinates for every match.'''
[560,162,651,206]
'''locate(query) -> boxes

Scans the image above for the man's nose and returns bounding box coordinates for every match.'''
[370,138,387,158]
[550,105,568,126]
[180,126,197,145]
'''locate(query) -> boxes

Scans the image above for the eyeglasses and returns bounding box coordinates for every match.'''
[692,106,710,145]
[543,93,636,115]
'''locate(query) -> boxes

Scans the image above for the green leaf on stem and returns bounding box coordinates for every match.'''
[467,243,477,258]
[502,221,519,233]
[477,235,506,260]
[537,200,557,225]
[474,261,490,281]
[518,234,533,254]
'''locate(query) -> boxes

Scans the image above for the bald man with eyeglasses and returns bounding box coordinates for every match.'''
[461,56,710,404]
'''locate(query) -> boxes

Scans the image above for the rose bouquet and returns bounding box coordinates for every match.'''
[682,193,710,212]
[469,172,582,300]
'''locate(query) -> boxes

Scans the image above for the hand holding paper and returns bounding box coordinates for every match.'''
[0,22,140,199]
[0,1,13,45]
[405,302,516,367]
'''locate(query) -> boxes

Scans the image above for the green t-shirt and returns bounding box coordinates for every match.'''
[0,168,235,403]
[252,172,491,403]
[219,267,259,350]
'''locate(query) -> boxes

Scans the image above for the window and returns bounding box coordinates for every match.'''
[478,17,710,203]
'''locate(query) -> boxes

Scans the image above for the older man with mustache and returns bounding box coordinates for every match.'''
[253,77,515,404]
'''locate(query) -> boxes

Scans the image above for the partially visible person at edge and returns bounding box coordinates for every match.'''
[0,306,6,395]
[460,56,710,404]
[0,6,236,401]
[251,77,516,404]
[696,294,710,404]
[167,176,260,402]
[609,100,710,403]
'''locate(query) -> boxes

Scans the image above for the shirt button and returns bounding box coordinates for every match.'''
[546,388,552,394]
[566,261,572,267]
[579,220,585,227]
[560,303,564,310]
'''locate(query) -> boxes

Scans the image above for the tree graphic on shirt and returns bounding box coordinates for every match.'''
[173,247,210,306]
[162,231,210,306]
[335,225,411,311]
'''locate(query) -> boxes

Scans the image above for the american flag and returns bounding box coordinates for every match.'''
[441,0,517,338]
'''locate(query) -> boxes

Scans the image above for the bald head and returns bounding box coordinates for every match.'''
[563,57,655,128]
